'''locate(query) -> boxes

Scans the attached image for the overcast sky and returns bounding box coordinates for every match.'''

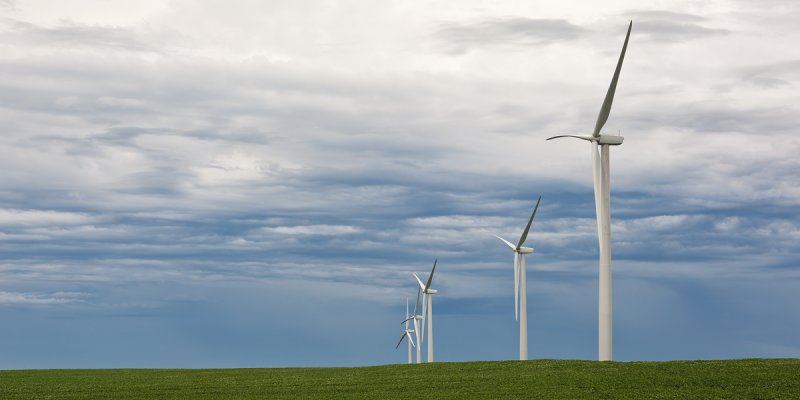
[1,0,799,369]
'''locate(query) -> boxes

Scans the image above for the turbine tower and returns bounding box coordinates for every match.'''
[414,259,438,362]
[546,21,632,361]
[495,195,541,360]
[395,297,416,364]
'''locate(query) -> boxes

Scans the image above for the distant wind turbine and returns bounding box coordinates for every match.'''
[546,21,633,361]
[401,286,424,363]
[395,297,416,364]
[495,195,541,360]
[414,259,438,362]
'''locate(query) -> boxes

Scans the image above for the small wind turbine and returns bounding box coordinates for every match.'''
[401,286,424,363]
[414,259,438,362]
[495,195,541,360]
[546,21,632,361]
[395,297,416,364]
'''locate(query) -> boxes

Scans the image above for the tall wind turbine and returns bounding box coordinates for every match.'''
[546,21,632,361]
[401,287,424,363]
[495,195,541,361]
[395,298,416,364]
[414,259,438,362]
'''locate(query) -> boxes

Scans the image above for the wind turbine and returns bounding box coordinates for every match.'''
[395,297,416,364]
[401,286,424,363]
[495,195,541,361]
[414,259,438,362]
[546,21,632,361]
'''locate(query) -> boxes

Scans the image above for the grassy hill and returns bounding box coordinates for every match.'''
[2,359,799,399]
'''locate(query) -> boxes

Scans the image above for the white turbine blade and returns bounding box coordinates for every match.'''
[405,298,410,328]
[592,143,604,245]
[517,195,542,248]
[413,273,426,291]
[412,316,420,343]
[546,134,594,142]
[396,331,408,349]
[413,286,421,317]
[425,259,437,291]
[494,235,516,250]
[593,21,632,138]
[422,293,427,321]
[514,252,519,321]
[420,294,427,341]
[407,330,416,348]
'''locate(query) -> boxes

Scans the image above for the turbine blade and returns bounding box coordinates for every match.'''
[413,273,426,291]
[396,331,407,349]
[420,294,427,341]
[413,286,421,317]
[405,298,410,329]
[422,294,427,321]
[517,196,542,248]
[593,21,632,138]
[514,252,519,321]
[546,134,594,142]
[494,235,516,250]
[592,142,604,246]
[425,259,437,291]
[407,331,416,348]
[412,316,419,340]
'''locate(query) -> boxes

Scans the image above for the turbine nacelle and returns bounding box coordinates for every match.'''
[546,134,624,145]
[425,289,438,294]
[598,134,624,145]
[517,247,533,254]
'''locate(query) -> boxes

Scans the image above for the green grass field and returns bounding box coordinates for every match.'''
[2,359,799,399]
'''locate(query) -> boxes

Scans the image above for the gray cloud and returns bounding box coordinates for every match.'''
[740,60,800,88]
[435,18,585,54]
[625,10,729,42]
[0,17,155,52]
[1,1,800,367]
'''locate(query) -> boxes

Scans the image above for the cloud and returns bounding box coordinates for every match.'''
[0,17,156,52]
[0,209,95,226]
[435,17,585,54]
[626,10,729,42]
[0,291,89,305]
[740,60,800,88]
[0,0,799,367]
[259,224,362,236]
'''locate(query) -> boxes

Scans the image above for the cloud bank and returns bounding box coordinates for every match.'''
[0,0,798,368]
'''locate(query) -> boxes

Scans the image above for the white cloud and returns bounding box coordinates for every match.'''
[0,209,95,226]
[0,291,88,305]
[260,225,362,236]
